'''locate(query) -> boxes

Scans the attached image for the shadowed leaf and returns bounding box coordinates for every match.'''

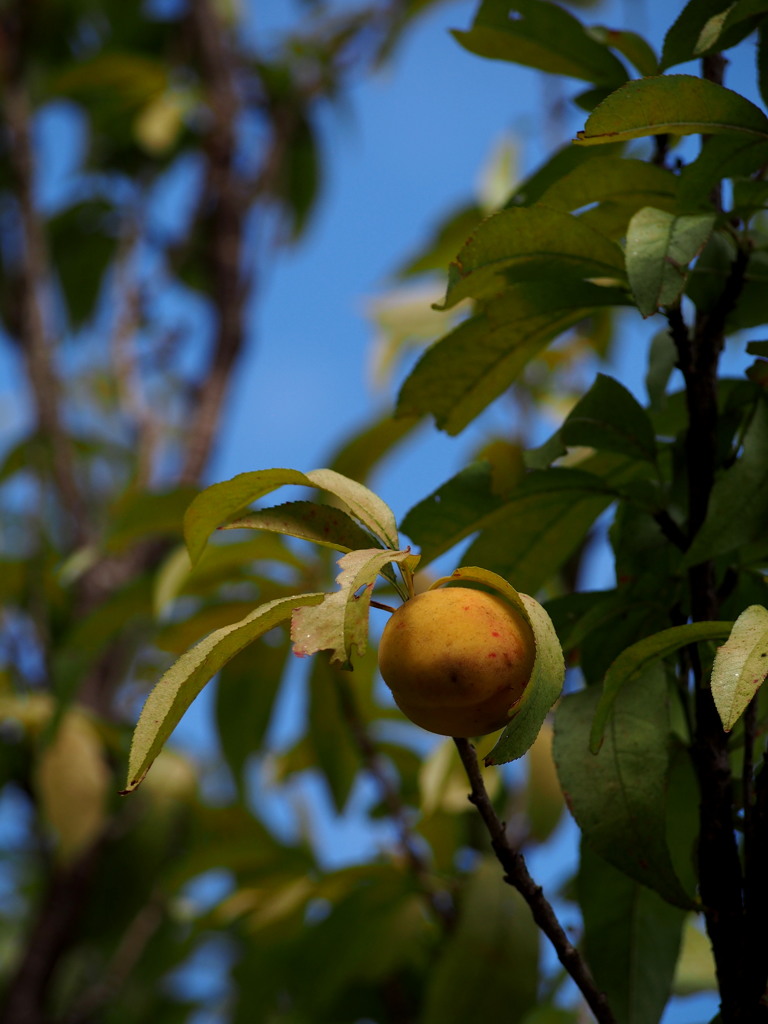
[626,208,715,316]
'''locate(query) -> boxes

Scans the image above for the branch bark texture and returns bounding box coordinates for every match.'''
[453,738,617,1024]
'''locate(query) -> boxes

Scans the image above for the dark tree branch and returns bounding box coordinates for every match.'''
[179,0,248,485]
[0,836,106,1024]
[666,188,756,1018]
[453,738,617,1024]
[745,752,768,1008]
[2,77,88,545]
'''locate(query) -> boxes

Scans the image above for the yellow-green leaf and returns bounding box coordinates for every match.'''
[123,592,324,793]
[291,548,418,668]
[711,604,768,731]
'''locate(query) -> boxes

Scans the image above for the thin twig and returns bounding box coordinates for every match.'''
[334,674,456,930]
[110,221,161,489]
[63,894,165,1024]
[453,738,617,1024]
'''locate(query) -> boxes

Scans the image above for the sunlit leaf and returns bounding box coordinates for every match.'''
[291,548,418,669]
[673,918,718,995]
[626,207,716,317]
[576,76,768,146]
[34,709,110,863]
[123,592,325,793]
[711,604,768,731]
[184,467,399,563]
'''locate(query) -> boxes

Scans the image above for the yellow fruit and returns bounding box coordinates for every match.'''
[378,586,536,737]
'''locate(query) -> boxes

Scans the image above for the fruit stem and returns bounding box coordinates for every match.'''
[453,737,617,1024]
[370,599,397,614]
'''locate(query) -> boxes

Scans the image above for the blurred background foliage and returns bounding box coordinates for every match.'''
[0,0,731,1022]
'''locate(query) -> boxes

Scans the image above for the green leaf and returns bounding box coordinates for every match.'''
[106,486,198,552]
[291,548,418,669]
[662,0,768,68]
[307,658,366,813]
[223,501,379,554]
[673,918,718,995]
[684,398,768,564]
[183,467,399,564]
[48,201,119,327]
[461,468,619,596]
[422,857,539,1024]
[215,639,290,793]
[590,26,659,77]
[397,204,485,278]
[732,176,768,215]
[711,604,768,731]
[562,373,657,462]
[575,76,768,146]
[579,843,686,1024]
[486,591,565,766]
[626,207,716,317]
[760,21,768,108]
[123,592,325,793]
[589,622,733,752]
[328,410,421,482]
[554,666,696,908]
[538,157,676,216]
[54,53,168,111]
[678,135,768,208]
[437,206,625,309]
[399,281,629,436]
[451,0,628,86]
[400,462,507,566]
[505,141,625,209]
[280,108,320,241]
[525,721,565,842]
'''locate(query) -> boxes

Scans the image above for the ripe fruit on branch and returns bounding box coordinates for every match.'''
[378,586,536,737]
